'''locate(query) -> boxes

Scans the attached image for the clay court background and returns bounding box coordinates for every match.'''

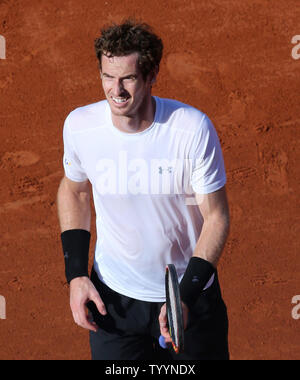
[0,0,299,360]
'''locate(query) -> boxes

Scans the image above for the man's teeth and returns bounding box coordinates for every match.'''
[112,97,128,103]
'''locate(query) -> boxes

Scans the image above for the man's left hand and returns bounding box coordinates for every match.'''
[158,301,189,344]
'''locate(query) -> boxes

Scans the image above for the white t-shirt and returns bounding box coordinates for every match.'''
[62,96,226,301]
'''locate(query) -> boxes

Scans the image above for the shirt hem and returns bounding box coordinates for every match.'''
[94,268,166,303]
[192,178,227,194]
[64,171,88,183]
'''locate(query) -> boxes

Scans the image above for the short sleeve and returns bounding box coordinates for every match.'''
[62,117,88,182]
[191,115,226,194]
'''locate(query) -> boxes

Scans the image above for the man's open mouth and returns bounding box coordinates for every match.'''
[111,96,130,104]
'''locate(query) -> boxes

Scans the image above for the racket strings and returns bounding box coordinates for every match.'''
[166,264,184,354]
[168,277,179,347]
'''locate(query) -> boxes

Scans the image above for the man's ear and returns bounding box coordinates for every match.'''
[150,66,159,85]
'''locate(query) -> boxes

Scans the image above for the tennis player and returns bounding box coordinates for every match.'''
[57,20,230,360]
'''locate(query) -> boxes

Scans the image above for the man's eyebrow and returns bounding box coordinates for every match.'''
[102,73,138,79]
[122,74,138,79]
[102,73,114,78]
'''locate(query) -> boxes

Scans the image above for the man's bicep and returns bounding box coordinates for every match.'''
[196,186,230,221]
[62,175,91,196]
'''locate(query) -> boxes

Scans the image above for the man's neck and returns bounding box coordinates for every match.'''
[111,96,156,134]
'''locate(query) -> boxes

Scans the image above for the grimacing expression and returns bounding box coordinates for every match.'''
[100,53,154,118]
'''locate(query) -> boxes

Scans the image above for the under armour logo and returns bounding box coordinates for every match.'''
[158,166,173,174]
[64,251,69,259]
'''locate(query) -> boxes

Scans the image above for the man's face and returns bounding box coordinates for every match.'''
[100,52,154,118]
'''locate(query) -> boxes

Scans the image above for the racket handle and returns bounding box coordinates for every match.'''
[158,335,168,349]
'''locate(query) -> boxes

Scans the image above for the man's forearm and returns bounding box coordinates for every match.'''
[193,215,230,268]
[57,178,91,232]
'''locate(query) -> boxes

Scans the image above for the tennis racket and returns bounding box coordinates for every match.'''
[163,263,184,354]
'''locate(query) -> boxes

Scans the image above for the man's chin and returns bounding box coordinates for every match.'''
[109,102,132,117]
[110,107,130,117]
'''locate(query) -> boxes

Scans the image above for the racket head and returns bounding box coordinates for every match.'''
[165,264,184,354]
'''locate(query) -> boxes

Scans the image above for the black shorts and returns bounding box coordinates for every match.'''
[88,267,229,360]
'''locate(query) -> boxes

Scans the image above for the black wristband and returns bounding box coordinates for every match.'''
[179,257,215,310]
[61,229,91,284]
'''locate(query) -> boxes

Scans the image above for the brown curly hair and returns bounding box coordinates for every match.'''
[94,19,163,80]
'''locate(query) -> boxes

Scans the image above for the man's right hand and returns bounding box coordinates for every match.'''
[70,277,107,332]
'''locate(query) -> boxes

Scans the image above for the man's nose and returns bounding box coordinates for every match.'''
[112,79,124,95]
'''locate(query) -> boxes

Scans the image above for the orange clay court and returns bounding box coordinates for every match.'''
[0,0,299,360]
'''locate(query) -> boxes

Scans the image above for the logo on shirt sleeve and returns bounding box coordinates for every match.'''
[64,158,72,167]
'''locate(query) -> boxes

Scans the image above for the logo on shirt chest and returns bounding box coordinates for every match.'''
[158,166,173,174]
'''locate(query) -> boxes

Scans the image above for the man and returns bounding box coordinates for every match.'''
[57,20,230,360]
